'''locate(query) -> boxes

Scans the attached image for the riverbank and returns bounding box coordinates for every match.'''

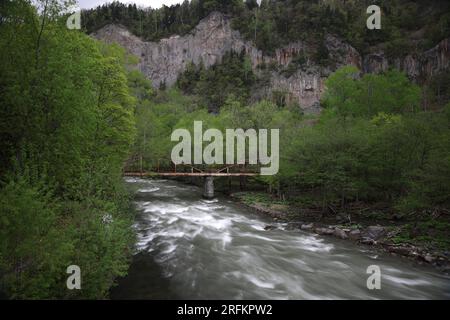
[230,191,450,274]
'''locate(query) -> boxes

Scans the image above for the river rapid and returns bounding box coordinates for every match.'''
[111,178,450,300]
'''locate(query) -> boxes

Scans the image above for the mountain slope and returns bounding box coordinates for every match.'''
[92,11,449,113]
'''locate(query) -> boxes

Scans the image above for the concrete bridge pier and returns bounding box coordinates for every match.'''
[203,176,214,199]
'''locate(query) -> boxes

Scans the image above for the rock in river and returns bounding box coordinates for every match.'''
[348,229,361,240]
[301,223,314,230]
[334,228,348,239]
[361,226,386,241]
[315,227,335,236]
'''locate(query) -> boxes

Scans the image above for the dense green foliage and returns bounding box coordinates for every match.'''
[233,0,450,55]
[82,0,243,42]
[128,86,300,172]
[322,66,421,118]
[0,0,137,298]
[177,51,255,112]
[83,0,450,55]
[281,68,450,212]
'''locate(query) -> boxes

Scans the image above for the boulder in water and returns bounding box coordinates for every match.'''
[315,227,334,235]
[362,226,386,241]
[348,229,361,240]
[301,223,314,230]
[334,228,348,239]
[285,222,303,230]
[360,237,376,245]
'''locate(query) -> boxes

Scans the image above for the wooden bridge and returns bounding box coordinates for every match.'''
[124,164,258,199]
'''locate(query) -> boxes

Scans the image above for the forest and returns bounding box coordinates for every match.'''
[0,0,137,298]
[0,0,449,299]
[82,0,450,55]
[133,66,450,215]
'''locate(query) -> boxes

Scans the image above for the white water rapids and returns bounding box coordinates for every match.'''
[111,178,450,299]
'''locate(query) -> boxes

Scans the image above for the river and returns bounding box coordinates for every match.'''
[110,178,450,299]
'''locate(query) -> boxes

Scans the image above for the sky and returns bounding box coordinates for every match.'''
[78,0,185,10]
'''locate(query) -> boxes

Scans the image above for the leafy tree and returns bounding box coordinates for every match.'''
[0,0,137,298]
[322,66,360,120]
[323,67,421,119]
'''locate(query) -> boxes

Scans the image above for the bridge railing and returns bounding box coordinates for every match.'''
[124,156,261,176]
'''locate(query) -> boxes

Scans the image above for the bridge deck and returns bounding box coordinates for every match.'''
[124,172,258,177]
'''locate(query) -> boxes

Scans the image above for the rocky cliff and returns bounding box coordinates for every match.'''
[92,12,449,113]
[363,38,450,81]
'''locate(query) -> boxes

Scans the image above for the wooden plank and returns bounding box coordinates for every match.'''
[123,172,258,177]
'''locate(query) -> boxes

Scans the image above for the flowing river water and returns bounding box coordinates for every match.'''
[111,178,450,300]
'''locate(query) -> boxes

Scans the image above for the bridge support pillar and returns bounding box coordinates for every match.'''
[203,176,214,199]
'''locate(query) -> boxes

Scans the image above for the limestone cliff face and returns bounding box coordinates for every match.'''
[265,34,362,113]
[363,38,450,80]
[92,11,449,113]
[92,12,360,113]
[92,12,257,87]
